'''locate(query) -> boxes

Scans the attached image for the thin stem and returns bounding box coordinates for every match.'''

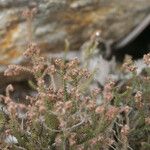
[50,74,56,91]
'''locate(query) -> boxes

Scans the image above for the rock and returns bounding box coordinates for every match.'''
[111,14,150,61]
[0,0,149,86]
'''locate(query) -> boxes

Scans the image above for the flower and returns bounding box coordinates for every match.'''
[95,105,105,114]
[143,53,150,65]
[134,91,142,102]
[106,106,119,121]
[145,117,150,125]
[121,124,130,136]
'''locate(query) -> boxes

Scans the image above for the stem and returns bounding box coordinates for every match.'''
[50,74,56,91]
[27,17,33,42]
[13,145,27,150]
[62,132,67,150]
[62,66,68,102]
[63,77,68,102]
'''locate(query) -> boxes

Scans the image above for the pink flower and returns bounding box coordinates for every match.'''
[106,106,119,121]
[121,124,130,136]
[95,105,105,114]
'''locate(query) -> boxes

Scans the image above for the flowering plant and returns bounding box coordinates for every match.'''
[0,41,150,150]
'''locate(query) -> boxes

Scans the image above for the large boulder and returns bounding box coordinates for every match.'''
[0,0,150,66]
[0,0,149,87]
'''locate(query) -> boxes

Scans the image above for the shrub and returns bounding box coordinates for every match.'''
[0,42,150,150]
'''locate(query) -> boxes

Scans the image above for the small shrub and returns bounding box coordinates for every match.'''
[0,42,150,150]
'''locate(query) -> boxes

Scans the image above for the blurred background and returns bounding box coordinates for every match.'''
[0,0,150,95]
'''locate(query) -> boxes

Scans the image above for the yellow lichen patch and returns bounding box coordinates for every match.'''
[6,48,21,60]
[0,60,9,65]
[0,48,22,65]
[0,23,22,65]
[0,23,18,50]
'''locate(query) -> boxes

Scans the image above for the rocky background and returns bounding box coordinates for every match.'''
[0,0,150,65]
[0,0,150,89]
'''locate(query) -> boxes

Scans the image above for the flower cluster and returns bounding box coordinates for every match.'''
[0,43,150,150]
[103,79,115,102]
[134,91,143,108]
[122,55,137,73]
[143,53,150,65]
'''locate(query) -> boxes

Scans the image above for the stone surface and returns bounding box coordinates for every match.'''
[0,0,150,68]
